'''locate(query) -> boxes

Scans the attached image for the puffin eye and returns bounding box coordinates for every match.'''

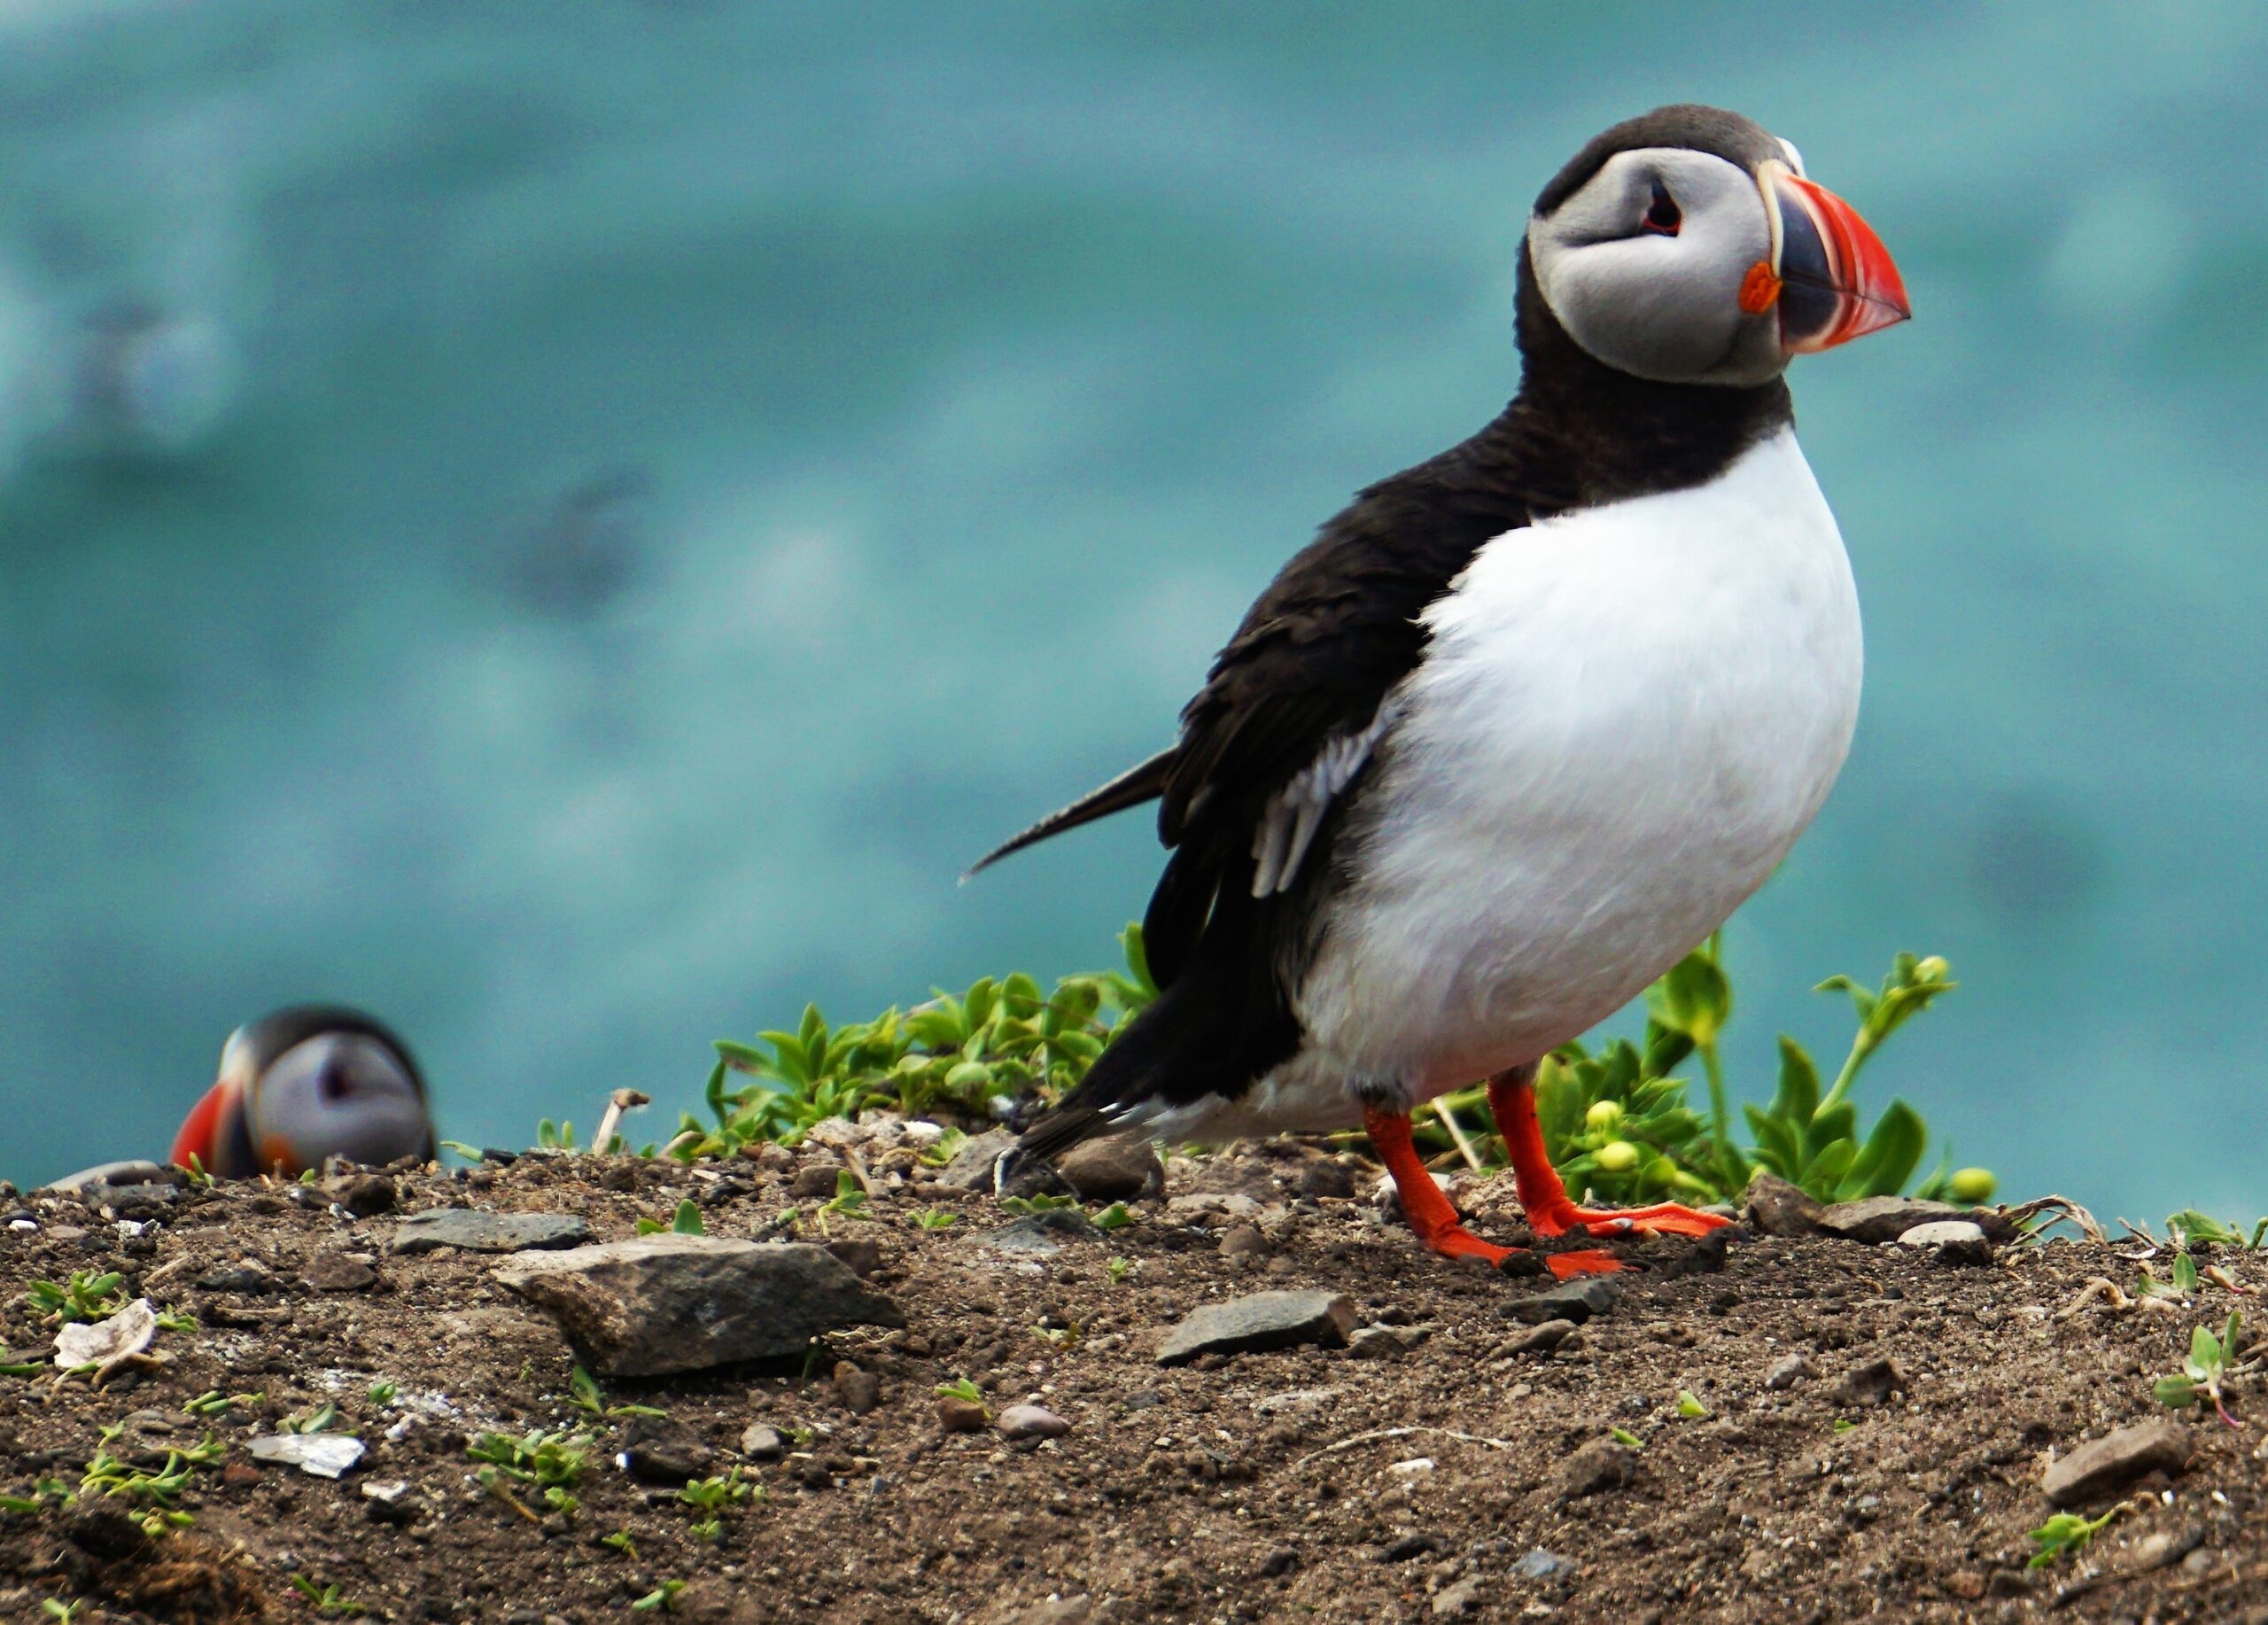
[1642,182,1681,237]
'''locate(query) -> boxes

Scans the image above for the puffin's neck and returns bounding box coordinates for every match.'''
[1480,253,1794,516]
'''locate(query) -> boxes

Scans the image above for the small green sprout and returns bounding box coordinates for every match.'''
[290,1575,367,1616]
[1106,1256,1132,1284]
[566,1365,667,1420]
[367,1380,398,1406]
[466,1429,594,1515]
[42,1600,85,1623]
[184,1389,262,1418]
[25,1271,128,1326]
[1608,1427,1643,1450]
[537,1118,578,1151]
[438,1139,482,1161]
[635,1198,706,1237]
[1832,1419,1858,1435]
[679,1467,760,1539]
[820,1171,868,1217]
[1675,1389,1709,1419]
[2028,1504,2126,1568]
[631,1580,687,1613]
[277,1402,342,1435]
[180,1154,215,1189]
[913,1208,958,1231]
[935,1378,984,1404]
[601,1529,637,1559]
[2155,1309,2248,1424]
[1093,1201,1134,1232]
[2165,1209,2268,1250]
[154,1310,198,1334]
[80,1430,221,1537]
[998,1193,1077,1216]
[1,1478,74,1515]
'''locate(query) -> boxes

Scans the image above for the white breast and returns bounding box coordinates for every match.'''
[1234,427,1860,1134]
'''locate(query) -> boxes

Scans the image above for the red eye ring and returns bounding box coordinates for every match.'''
[1643,181,1681,237]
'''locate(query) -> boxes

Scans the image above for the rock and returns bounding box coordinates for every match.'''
[1049,1136,1164,1202]
[1818,1196,2016,1245]
[2042,1419,2194,1507]
[1295,1160,1356,1200]
[790,1163,848,1201]
[1495,1318,1579,1359]
[1217,1225,1270,1259]
[97,1183,181,1217]
[247,1433,365,1478]
[1945,1570,1986,1601]
[998,1404,1070,1441]
[936,1398,990,1435]
[1163,1192,1266,1225]
[195,1259,282,1293]
[1513,1549,1573,1580]
[822,1238,883,1278]
[1433,1576,1484,1615]
[1257,1547,1297,1578]
[390,1210,590,1256]
[1380,1533,1441,1562]
[615,1415,712,1484]
[361,1479,423,1525]
[936,1129,1016,1192]
[1896,1219,1992,1265]
[493,1237,904,1377]
[1346,1326,1409,1360]
[833,1362,880,1416]
[1557,1439,1638,1500]
[1765,1353,1816,1391]
[52,1299,155,1374]
[301,1253,379,1292]
[39,1161,167,1196]
[977,1209,1099,1255]
[739,1423,786,1459]
[1744,1171,1828,1238]
[1500,1278,1619,1326]
[1838,1357,1908,1407]
[1155,1290,1357,1365]
[325,1173,398,1218]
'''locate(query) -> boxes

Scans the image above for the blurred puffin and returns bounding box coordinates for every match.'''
[169,1007,437,1178]
[978,105,1908,1278]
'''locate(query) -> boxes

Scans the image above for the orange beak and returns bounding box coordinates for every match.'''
[1758,164,1910,353]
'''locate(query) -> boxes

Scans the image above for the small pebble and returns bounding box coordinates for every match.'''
[998,1403,1070,1441]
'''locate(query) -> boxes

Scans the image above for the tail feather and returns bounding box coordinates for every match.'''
[963,746,1177,879]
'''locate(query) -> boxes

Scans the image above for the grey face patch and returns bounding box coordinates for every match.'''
[1528,146,1785,387]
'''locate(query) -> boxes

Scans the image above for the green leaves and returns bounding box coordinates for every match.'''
[2155,1309,2244,1419]
[2028,1506,2123,1568]
[636,1199,706,1237]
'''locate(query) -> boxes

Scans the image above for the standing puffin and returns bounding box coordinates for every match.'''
[168,1007,437,1179]
[976,105,1907,1279]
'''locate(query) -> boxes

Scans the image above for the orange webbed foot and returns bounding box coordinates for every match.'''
[1543,1248,1629,1279]
[1529,1201,1734,1241]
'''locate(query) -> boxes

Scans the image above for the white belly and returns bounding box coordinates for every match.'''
[1230,428,1862,1135]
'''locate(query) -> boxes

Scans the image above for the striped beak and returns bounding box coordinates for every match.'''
[1751,161,1911,353]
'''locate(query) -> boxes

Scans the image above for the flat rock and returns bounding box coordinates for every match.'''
[1049,1135,1164,1203]
[1345,1326,1409,1360]
[390,1209,590,1256]
[936,1129,1016,1192]
[1557,1438,1638,1500]
[1500,1277,1619,1326]
[1433,1576,1484,1615]
[494,1237,903,1377]
[937,1397,990,1434]
[1163,1192,1266,1225]
[96,1183,182,1217]
[979,1209,1098,1254]
[1155,1289,1355,1365]
[1766,1353,1816,1390]
[1744,1171,1828,1238]
[194,1259,282,1294]
[1897,1219,1992,1264]
[740,1422,786,1459]
[1819,1196,2015,1245]
[40,1161,167,1196]
[301,1252,379,1292]
[998,1403,1070,1441]
[615,1415,712,1484]
[247,1433,365,1478]
[2042,1419,2194,1507]
[1495,1318,1579,1358]
[1513,1549,1573,1580]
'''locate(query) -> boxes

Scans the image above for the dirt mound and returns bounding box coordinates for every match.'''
[2,1139,2263,1623]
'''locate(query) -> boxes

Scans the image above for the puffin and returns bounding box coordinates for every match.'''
[168,1006,438,1179]
[975,105,1907,1279]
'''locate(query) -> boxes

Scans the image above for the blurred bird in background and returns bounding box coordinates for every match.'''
[168,1007,436,1179]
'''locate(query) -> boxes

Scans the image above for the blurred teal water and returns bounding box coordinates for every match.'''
[1,4,2262,1218]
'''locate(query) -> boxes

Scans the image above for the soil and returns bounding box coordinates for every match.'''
[2,1137,2264,1625]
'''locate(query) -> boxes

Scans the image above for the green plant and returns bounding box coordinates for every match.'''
[467,1429,594,1517]
[600,1529,637,1559]
[820,1171,868,1217]
[632,1581,687,1613]
[184,1389,261,1419]
[155,1310,198,1334]
[687,928,1158,1159]
[565,1366,666,1421]
[25,1271,128,1326]
[1425,943,1972,1208]
[367,1380,398,1406]
[1106,1256,1131,1284]
[277,1402,341,1435]
[2164,1210,2268,1250]
[1608,1427,1643,1450]
[1093,1202,1134,1232]
[42,1600,85,1623]
[2155,1310,2249,1425]
[2028,1505,2125,1568]
[935,1377,987,1418]
[1674,1389,1709,1419]
[537,1118,578,1150]
[913,1208,958,1231]
[291,1575,366,1616]
[679,1467,761,1540]
[80,1428,221,1536]
[0,1478,73,1515]
[635,1199,705,1238]
[998,1192,1077,1216]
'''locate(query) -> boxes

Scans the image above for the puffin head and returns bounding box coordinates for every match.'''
[1525,104,1908,387]
[171,1006,435,1178]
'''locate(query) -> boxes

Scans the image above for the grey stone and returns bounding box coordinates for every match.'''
[1380,1533,1442,1562]
[1557,1438,1638,1500]
[979,1209,1098,1254]
[936,1129,1016,1192]
[390,1209,590,1256]
[97,1183,182,1217]
[790,1163,848,1201]
[739,1422,785,1459]
[40,1161,167,1196]
[1433,1576,1484,1615]
[1218,1224,1270,1259]
[1495,1318,1580,1358]
[1500,1277,1619,1326]
[833,1362,880,1415]
[2042,1419,2194,1507]
[1049,1135,1164,1202]
[1765,1353,1816,1391]
[1818,1196,2016,1245]
[1896,1218,1992,1264]
[301,1252,379,1292]
[1838,1357,1909,1407]
[324,1173,398,1218]
[614,1415,711,1484]
[1155,1289,1356,1365]
[1513,1549,1573,1580]
[998,1403,1070,1441]
[493,1237,903,1377]
[246,1433,365,1478]
[1744,1171,1828,1238]
[1345,1326,1409,1360]
[195,1259,282,1294]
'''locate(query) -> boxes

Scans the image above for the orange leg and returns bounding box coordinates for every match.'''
[1487,1067,1734,1240]
[1363,1105,1625,1279]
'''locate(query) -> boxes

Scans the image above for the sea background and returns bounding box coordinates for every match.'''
[1,3,2261,1219]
